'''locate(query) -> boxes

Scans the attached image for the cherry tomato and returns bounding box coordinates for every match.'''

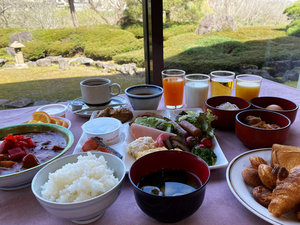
[196,143,206,149]
[201,137,212,148]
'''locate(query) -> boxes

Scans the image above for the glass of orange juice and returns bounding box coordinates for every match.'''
[210,71,235,97]
[162,69,185,109]
[235,74,262,101]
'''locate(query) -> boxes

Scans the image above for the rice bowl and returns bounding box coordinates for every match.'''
[41,153,119,203]
[31,152,126,224]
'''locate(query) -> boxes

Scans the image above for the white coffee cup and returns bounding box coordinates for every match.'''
[80,78,121,105]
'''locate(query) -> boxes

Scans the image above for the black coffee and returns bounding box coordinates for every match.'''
[83,80,108,86]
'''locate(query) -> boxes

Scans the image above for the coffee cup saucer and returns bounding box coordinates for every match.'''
[68,95,128,118]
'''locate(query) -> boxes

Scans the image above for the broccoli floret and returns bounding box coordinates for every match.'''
[191,147,217,166]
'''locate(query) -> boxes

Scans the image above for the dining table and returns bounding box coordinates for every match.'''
[0,78,300,225]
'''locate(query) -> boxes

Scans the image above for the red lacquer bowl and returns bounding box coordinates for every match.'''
[251,96,298,124]
[205,96,251,130]
[235,109,291,149]
[128,151,210,223]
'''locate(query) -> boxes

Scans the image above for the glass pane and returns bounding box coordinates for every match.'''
[0,0,145,109]
[163,0,300,89]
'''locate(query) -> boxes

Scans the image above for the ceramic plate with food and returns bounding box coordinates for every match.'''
[226,148,299,225]
[73,109,228,172]
[68,96,127,118]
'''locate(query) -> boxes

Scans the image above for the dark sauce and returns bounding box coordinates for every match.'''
[0,131,66,175]
[138,169,201,196]
[135,93,153,95]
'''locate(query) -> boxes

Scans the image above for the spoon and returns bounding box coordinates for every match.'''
[72,103,126,114]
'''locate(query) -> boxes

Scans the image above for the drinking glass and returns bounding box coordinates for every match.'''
[185,74,210,109]
[210,71,235,97]
[235,74,262,101]
[162,69,185,109]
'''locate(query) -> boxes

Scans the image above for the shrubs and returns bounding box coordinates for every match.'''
[23,25,142,61]
[23,40,47,60]
[113,49,144,67]
[81,26,142,60]
[0,28,22,48]
[121,22,144,38]
[46,41,78,57]
[286,19,300,36]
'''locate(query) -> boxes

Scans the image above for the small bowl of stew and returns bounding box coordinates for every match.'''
[128,151,210,223]
[125,84,163,110]
[251,96,298,124]
[0,123,73,190]
[235,109,291,149]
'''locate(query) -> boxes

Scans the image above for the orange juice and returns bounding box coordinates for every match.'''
[163,77,185,108]
[236,82,261,101]
[210,77,234,97]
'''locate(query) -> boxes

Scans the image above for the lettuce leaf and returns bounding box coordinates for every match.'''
[133,116,176,133]
[176,110,217,138]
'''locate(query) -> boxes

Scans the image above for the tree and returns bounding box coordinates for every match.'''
[68,0,79,27]
[284,0,300,36]
[123,0,204,24]
[284,0,300,20]
[0,0,11,27]
[87,0,126,25]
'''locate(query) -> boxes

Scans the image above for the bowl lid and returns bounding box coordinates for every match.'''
[37,104,67,116]
[82,117,121,135]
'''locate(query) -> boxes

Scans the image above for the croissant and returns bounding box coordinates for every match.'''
[268,165,300,217]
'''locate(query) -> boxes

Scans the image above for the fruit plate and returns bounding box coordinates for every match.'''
[226,148,298,225]
[73,109,228,172]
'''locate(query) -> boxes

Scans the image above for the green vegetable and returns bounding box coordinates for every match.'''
[176,110,217,138]
[133,116,176,133]
[192,147,217,166]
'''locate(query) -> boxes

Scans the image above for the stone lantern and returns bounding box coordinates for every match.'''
[9,41,28,68]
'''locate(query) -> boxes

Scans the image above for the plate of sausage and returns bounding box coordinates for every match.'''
[73,108,228,172]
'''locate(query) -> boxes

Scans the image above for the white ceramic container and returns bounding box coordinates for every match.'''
[31,152,126,224]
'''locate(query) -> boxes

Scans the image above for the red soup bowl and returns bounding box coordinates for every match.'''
[205,96,251,130]
[128,151,210,223]
[235,109,291,149]
[251,96,298,124]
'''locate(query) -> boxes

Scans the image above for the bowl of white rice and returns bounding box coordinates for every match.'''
[31,152,126,224]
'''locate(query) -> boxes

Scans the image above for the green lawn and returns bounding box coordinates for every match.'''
[0,66,145,103]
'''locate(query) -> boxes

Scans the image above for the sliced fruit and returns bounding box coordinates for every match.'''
[61,120,69,128]
[50,117,56,124]
[27,120,39,123]
[32,111,51,123]
[55,119,63,126]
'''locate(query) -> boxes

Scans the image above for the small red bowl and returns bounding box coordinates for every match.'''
[205,96,251,130]
[128,151,210,223]
[235,109,291,149]
[251,96,298,124]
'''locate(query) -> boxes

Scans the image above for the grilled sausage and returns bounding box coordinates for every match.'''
[178,120,202,137]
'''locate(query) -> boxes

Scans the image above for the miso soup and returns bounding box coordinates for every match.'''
[138,169,201,196]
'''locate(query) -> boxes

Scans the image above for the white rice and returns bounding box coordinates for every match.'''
[216,102,240,110]
[41,152,118,203]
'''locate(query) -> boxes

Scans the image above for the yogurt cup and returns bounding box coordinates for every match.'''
[82,117,122,145]
[37,104,68,117]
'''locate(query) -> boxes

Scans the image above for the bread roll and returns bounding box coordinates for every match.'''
[271,144,300,172]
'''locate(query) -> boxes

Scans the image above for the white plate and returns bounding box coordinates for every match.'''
[68,96,128,118]
[73,109,228,172]
[226,148,299,225]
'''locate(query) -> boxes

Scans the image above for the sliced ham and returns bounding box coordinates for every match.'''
[130,123,174,140]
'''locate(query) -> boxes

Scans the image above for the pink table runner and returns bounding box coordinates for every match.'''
[0,79,299,225]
